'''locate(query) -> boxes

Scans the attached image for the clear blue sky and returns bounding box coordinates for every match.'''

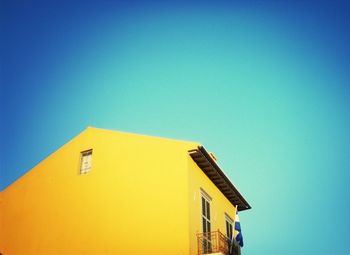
[1,1,350,254]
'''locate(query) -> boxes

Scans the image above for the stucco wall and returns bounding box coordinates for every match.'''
[1,127,197,255]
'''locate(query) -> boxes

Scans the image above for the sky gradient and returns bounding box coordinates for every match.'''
[1,1,350,254]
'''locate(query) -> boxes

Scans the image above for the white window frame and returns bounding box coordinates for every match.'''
[200,188,212,253]
[225,213,234,240]
[80,149,92,174]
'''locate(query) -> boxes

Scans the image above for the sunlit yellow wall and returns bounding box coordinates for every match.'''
[187,157,237,255]
[1,127,199,255]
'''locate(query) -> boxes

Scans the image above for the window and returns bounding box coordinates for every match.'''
[201,189,212,253]
[80,149,92,174]
[226,213,240,254]
[202,196,211,233]
[225,214,234,241]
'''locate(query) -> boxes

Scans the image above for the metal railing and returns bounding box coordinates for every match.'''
[197,230,230,255]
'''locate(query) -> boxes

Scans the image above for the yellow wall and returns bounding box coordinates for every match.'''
[1,127,240,255]
[187,157,237,255]
[0,127,198,255]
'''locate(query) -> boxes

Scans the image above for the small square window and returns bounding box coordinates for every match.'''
[80,149,92,174]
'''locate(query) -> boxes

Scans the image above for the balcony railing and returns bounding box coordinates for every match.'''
[197,230,230,255]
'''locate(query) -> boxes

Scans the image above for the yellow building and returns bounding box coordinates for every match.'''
[0,127,250,255]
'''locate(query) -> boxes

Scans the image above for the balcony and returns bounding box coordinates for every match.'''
[197,230,229,255]
[197,230,241,255]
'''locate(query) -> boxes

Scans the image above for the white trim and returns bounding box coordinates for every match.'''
[225,213,234,240]
[200,187,212,201]
[225,213,234,224]
[200,189,211,234]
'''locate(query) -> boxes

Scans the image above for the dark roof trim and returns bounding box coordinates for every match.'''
[189,146,251,211]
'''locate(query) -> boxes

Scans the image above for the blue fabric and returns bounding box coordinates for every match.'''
[235,214,244,247]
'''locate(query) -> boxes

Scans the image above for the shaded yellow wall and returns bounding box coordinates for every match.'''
[0,191,3,250]
[187,157,237,255]
[1,127,199,255]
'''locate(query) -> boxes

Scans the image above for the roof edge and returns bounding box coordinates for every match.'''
[189,146,251,211]
[86,126,200,145]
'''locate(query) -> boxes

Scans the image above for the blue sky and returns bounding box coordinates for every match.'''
[1,1,350,254]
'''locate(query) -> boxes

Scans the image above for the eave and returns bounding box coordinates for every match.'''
[188,146,251,211]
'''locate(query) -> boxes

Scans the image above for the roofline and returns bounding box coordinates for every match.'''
[86,126,200,145]
[188,146,251,212]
